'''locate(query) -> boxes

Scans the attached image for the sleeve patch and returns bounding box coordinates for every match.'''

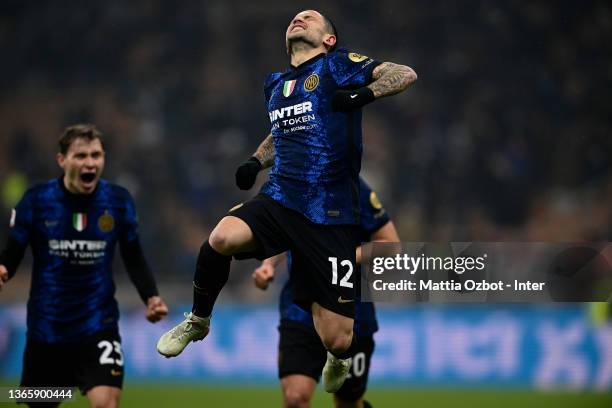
[348,52,369,62]
[369,192,383,210]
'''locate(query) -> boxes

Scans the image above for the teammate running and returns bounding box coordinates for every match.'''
[0,124,168,408]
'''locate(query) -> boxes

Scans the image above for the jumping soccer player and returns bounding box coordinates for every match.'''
[0,124,168,408]
[157,9,416,392]
[253,178,399,408]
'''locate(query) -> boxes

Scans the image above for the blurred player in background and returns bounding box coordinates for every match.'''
[0,124,168,408]
[157,9,415,392]
[253,177,399,408]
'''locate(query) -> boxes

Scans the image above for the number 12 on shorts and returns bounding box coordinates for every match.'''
[328,257,353,288]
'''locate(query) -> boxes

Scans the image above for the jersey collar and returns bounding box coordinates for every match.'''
[289,52,326,70]
[57,176,100,200]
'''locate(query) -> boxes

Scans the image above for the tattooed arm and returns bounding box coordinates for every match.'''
[252,133,274,169]
[331,62,416,111]
[368,62,417,99]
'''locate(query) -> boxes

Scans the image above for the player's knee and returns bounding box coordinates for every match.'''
[208,228,236,255]
[90,395,119,408]
[322,330,353,354]
[283,387,312,408]
[88,388,120,408]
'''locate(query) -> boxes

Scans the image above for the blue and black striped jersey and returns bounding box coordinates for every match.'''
[260,48,380,225]
[9,178,139,342]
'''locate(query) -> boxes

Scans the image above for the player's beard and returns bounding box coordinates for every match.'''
[288,36,317,55]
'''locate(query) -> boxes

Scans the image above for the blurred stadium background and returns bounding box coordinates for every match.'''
[0,0,611,407]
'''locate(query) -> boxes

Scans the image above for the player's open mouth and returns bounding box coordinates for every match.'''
[80,173,96,184]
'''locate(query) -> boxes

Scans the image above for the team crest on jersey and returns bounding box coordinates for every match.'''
[369,191,383,210]
[9,209,16,228]
[303,73,319,92]
[98,211,115,233]
[72,213,87,232]
[348,52,369,62]
[283,80,297,97]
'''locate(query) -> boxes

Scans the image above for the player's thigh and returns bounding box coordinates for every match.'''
[223,195,293,259]
[290,224,358,320]
[75,329,124,395]
[209,215,258,254]
[20,338,75,388]
[334,336,375,403]
[311,303,354,338]
[86,385,121,408]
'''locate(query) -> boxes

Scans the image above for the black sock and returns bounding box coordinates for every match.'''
[330,335,358,360]
[192,241,231,317]
[363,400,373,408]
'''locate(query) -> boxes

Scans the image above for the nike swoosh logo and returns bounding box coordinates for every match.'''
[111,369,122,376]
[338,297,354,304]
[350,94,358,99]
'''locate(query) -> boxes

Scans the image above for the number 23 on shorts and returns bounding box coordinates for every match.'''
[97,340,124,366]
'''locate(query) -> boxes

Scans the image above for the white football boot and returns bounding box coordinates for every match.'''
[322,351,352,393]
[156,312,210,357]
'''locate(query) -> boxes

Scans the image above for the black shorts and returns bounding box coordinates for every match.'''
[230,194,358,318]
[278,320,375,402]
[20,329,124,394]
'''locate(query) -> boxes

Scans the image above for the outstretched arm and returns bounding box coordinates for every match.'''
[331,62,417,111]
[368,62,417,99]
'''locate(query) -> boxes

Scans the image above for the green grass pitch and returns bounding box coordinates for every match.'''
[5,384,608,408]
[1,381,610,407]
